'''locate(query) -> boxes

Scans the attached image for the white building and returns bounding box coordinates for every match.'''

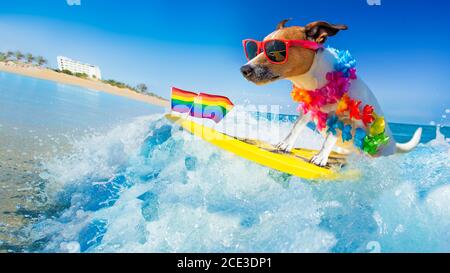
[57,56,102,80]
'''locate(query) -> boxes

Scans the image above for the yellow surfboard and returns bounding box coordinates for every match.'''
[166,114,358,180]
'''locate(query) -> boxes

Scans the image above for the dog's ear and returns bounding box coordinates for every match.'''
[276,18,292,30]
[304,21,348,43]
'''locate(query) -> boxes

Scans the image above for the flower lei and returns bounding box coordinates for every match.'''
[291,48,389,155]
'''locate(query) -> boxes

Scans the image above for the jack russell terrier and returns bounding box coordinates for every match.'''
[240,19,422,167]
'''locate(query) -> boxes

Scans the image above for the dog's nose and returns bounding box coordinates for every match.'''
[240,65,254,78]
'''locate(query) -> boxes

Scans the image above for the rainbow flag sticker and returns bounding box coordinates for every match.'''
[171,87,234,123]
[171,87,198,113]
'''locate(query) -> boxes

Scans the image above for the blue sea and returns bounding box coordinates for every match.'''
[0,72,449,253]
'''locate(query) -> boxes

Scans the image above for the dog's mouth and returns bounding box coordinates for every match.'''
[241,64,282,85]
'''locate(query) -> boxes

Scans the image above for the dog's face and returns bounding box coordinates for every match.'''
[241,20,347,85]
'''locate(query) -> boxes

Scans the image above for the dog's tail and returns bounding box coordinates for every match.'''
[396,127,422,153]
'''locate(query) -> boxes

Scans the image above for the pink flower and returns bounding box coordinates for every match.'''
[312,111,328,131]
[348,68,357,80]
[293,68,358,130]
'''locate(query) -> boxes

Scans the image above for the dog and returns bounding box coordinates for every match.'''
[241,19,422,167]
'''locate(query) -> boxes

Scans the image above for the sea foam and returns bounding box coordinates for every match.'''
[29,110,450,253]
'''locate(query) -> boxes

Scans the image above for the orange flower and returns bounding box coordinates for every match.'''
[291,86,311,105]
[336,93,350,115]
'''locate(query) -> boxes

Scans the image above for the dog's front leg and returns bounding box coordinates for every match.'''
[310,133,338,167]
[276,113,310,152]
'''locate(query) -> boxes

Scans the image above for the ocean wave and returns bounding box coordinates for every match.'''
[28,111,450,253]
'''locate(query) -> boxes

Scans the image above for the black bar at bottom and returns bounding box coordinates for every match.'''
[0,253,447,271]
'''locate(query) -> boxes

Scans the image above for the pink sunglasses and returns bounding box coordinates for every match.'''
[243,38,323,64]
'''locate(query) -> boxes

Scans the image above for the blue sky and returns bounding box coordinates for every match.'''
[0,0,449,125]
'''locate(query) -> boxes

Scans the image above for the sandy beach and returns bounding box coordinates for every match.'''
[0,62,170,108]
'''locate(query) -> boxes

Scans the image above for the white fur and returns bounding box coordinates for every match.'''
[278,48,422,166]
[396,127,423,153]
[310,133,338,167]
[276,112,311,151]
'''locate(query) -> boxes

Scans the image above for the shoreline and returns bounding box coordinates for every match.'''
[0,62,170,108]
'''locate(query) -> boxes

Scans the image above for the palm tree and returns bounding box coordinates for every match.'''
[14,51,24,62]
[35,56,47,67]
[0,52,6,62]
[6,51,14,60]
[136,83,148,93]
[26,53,34,64]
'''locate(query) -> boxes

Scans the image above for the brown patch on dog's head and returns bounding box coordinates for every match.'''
[241,19,348,85]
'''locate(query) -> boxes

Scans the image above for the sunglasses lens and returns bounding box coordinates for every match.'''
[245,41,259,60]
[264,40,287,63]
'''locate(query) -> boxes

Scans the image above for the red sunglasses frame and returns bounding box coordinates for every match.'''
[242,39,323,64]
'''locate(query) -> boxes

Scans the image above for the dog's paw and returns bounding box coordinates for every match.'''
[310,153,329,167]
[275,140,293,152]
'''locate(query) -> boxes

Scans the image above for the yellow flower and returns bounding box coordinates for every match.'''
[369,113,386,136]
